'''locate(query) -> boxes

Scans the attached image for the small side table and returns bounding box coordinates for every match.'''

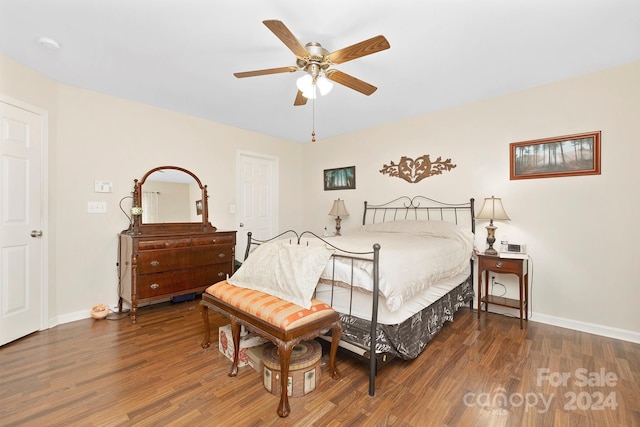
[477,253,529,328]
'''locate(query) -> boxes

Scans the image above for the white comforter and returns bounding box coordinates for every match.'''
[316,220,474,313]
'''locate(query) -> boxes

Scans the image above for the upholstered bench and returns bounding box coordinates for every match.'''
[201,280,342,418]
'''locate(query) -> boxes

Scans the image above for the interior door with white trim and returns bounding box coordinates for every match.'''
[236,152,278,261]
[0,100,44,346]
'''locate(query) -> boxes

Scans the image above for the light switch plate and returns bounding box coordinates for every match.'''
[88,201,107,213]
[94,180,113,193]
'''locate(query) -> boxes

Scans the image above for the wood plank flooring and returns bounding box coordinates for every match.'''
[1,300,638,426]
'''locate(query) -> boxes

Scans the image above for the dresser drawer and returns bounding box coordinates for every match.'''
[137,238,192,250]
[192,233,235,246]
[205,244,234,265]
[136,245,234,274]
[137,248,191,274]
[137,264,232,299]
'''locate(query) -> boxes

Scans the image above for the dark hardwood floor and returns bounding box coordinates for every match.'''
[1,300,638,426]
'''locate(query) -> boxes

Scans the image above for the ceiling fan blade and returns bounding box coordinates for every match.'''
[327,35,390,65]
[294,90,308,106]
[263,20,309,58]
[234,66,297,78]
[325,69,377,96]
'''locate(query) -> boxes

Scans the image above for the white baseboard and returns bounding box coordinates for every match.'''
[530,312,640,344]
[49,300,142,327]
[474,298,640,344]
[54,309,91,326]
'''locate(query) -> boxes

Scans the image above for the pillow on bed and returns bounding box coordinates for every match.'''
[359,220,474,248]
[227,240,334,309]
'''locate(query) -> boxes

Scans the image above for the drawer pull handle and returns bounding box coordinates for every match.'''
[495,262,503,268]
[150,283,159,289]
[218,253,225,258]
[150,260,160,267]
[217,272,225,277]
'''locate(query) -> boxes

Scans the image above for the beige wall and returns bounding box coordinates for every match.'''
[303,61,640,337]
[1,54,304,323]
[54,84,304,319]
[2,52,639,340]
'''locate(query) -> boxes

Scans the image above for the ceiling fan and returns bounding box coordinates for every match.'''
[234,20,390,106]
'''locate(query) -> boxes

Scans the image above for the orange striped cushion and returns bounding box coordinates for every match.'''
[205,280,335,331]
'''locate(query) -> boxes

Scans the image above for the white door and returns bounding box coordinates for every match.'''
[0,98,46,346]
[236,152,278,261]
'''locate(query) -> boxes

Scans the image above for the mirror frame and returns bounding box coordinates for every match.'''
[130,166,216,235]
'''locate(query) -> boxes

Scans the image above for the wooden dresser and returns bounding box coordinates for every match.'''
[118,165,236,323]
[118,229,236,323]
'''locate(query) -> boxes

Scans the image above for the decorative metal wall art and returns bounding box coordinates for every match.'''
[380,154,457,183]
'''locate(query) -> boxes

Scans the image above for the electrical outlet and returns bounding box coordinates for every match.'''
[88,201,107,213]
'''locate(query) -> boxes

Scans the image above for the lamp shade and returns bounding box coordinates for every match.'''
[297,73,333,99]
[328,198,349,217]
[302,87,317,99]
[476,196,510,221]
[316,75,333,96]
[297,74,317,99]
[296,74,313,92]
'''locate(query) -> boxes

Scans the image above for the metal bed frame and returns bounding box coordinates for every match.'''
[243,196,475,396]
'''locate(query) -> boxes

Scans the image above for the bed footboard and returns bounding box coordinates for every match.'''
[245,230,383,396]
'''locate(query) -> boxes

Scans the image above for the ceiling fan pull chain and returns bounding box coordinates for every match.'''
[311,95,316,142]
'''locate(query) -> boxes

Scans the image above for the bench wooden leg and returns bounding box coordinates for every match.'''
[329,323,343,380]
[277,341,294,418]
[201,304,211,349]
[229,319,241,377]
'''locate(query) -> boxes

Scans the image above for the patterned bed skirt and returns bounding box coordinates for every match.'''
[338,276,474,360]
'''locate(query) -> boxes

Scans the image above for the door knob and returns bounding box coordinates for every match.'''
[30,230,43,238]
[239,223,244,227]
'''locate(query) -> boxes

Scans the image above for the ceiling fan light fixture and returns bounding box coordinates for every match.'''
[316,75,333,96]
[297,73,332,99]
[296,74,313,93]
[302,86,317,100]
[297,74,319,99]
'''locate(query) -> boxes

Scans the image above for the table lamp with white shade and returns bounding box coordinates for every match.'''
[475,196,510,255]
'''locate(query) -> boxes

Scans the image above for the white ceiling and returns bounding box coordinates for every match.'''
[1,1,639,143]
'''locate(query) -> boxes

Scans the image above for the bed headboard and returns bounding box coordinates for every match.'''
[363,196,475,234]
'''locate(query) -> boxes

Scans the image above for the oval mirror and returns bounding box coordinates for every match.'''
[129,166,215,234]
[141,169,199,223]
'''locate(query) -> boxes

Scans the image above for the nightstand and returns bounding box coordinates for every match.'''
[477,253,529,328]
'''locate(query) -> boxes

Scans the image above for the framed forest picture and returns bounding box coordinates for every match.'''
[510,131,601,180]
[324,166,356,190]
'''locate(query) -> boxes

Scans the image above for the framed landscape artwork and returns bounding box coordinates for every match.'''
[324,166,356,190]
[510,131,601,180]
